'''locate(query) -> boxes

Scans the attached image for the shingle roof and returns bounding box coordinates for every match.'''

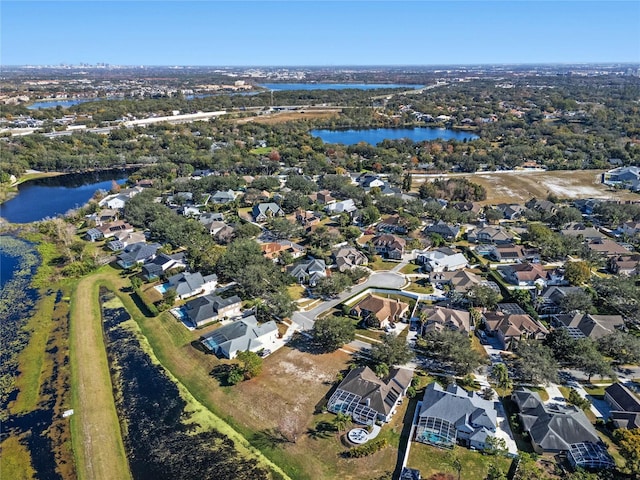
[200,315,277,357]
[335,366,413,416]
[512,387,599,452]
[605,383,640,412]
[184,293,241,325]
[419,382,497,431]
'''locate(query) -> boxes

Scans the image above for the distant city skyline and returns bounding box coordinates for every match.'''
[2,1,639,66]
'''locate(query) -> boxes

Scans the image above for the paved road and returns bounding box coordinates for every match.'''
[291,271,406,331]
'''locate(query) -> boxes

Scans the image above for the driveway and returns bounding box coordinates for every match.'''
[564,377,611,419]
[291,270,406,330]
[544,383,568,406]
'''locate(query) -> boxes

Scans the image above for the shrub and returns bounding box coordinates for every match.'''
[344,438,388,458]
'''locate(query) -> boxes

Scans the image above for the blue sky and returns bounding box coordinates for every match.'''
[2,1,639,65]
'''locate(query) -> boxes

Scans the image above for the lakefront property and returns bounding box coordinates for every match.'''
[3,61,640,480]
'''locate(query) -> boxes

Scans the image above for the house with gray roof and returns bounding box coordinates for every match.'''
[183,293,242,328]
[416,382,497,450]
[141,252,187,280]
[512,387,613,470]
[603,166,640,191]
[200,315,278,359]
[425,221,460,241]
[467,226,517,245]
[166,271,218,300]
[327,366,412,425]
[605,383,640,430]
[287,258,327,286]
[333,246,368,272]
[116,242,161,269]
[252,202,284,222]
[211,189,238,204]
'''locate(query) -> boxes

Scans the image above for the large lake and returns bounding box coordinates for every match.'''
[27,99,100,109]
[1,171,128,223]
[260,83,422,91]
[310,127,479,145]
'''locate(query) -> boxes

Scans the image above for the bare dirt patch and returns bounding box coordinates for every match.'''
[466,170,636,204]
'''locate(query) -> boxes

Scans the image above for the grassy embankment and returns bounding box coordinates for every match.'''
[69,271,132,480]
[74,269,291,480]
[0,436,37,480]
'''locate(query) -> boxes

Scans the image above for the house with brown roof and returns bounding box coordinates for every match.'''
[551,313,624,340]
[333,246,368,272]
[308,189,336,205]
[608,254,640,276]
[261,240,305,262]
[295,209,322,229]
[587,239,631,257]
[420,306,470,333]
[372,234,406,260]
[501,262,549,288]
[351,294,409,328]
[429,270,484,294]
[327,366,413,424]
[483,312,548,350]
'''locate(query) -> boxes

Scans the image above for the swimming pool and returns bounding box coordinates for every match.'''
[155,283,171,294]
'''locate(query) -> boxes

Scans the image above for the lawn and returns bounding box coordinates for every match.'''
[287,284,306,301]
[369,257,399,271]
[400,263,422,274]
[406,442,513,479]
[404,280,434,295]
[69,270,132,480]
[249,146,273,155]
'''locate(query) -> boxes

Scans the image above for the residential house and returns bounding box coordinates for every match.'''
[351,294,409,328]
[309,189,336,205]
[416,247,468,272]
[327,366,413,425]
[166,271,218,300]
[200,315,278,359]
[211,189,237,204]
[326,199,357,214]
[425,221,460,241]
[141,252,186,280]
[372,234,406,260]
[333,246,368,272]
[295,209,322,230]
[482,312,548,350]
[400,468,422,480]
[98,186,143,210]
[620,221,640,237]
[535,286,585,315]
[512,388,614,469]
[429,270,488,295]
[467,226,517,245]
[116,242,161,269]
[261,240,305,262]
[377,215,408,235]
[357,174,385,190]
[85,220,134,242]
[107,231,147,252]
[453,202,483,216]
[525,198,557,215]
[608,254,640,276]
[287,258,327,286]
[484,244,522,263]
[551,313,624,340]
[252,202,284,222]
[184,294,243,328]
[603,166,640,190]
[588,238,632,257]
[604,383,640,430]
[420,306,470,334]
[495,203,525,220]
[500,262,549,288]
[87,208,118,226]
[415,382,497,450]
[561,224,605,242]
[166,191,194,206]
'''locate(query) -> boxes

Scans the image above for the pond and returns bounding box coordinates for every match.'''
[259,83,422,91]
[310,127,479,145]
[0,170,128,223]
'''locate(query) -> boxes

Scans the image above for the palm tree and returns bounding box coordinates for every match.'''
[333,412,351,437]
